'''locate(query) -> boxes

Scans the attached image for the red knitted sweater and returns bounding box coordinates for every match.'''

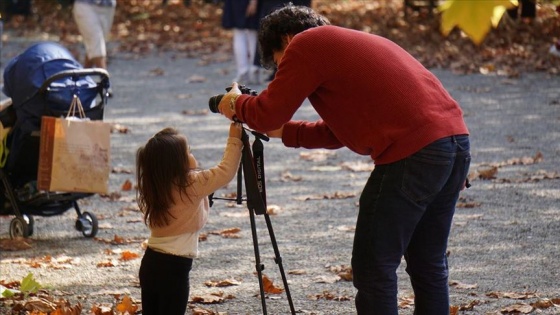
[236,25,469,164]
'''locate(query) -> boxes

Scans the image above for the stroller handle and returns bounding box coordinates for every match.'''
[37,68,110,94]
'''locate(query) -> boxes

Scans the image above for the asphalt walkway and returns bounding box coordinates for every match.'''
[1,39,559,314]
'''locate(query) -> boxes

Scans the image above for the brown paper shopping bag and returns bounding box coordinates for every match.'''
[37,97,111,194]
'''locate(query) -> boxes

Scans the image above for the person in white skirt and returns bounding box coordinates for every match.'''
[72,0,116,70]
[221,0,260,85]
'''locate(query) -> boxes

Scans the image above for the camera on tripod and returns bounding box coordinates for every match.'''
[208,84,258,114]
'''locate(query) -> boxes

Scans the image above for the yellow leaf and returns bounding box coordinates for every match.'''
[116,295,138,313]
[439,0,518,45]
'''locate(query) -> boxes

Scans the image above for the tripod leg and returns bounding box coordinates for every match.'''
[249,205,268,314]
[264,213,296,314]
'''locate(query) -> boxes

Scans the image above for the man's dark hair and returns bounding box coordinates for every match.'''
[258,4,330,69]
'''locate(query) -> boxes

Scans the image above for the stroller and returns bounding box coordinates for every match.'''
[0,42,110,239]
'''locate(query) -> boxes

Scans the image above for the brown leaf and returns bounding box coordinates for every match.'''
[91,305,113,315]
[310,290,352,301]
[0,238,33,251]
[486,291,538,299]
[23,297,57,313]
[398,295,415,309]
[340,160,374,172]
[96,260,116,268]
[327,264,353,281]
[209,227,241,238]
[187,75,207,83]
[110,124,130,134]
[295,191,357,201]
[262,274,284,294]
[300,150,336,162]
[477,165,498,180]
[204,278,241,287]
[191,306,219,315]
[313,275,341,284]
[266,204,282,215]
[449,280,478,290]
[190,292,229,304]
[280,171,302,182]
[288,269,307,275]
[500,303,533,313]
[182,109,209,116]
[115,295,139,314]
[121,179,133,191]
[111,167,133,174]
[119,251,140,261]
[457,300,482,311]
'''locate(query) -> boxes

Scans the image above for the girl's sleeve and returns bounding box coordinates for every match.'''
[189,137,243,197]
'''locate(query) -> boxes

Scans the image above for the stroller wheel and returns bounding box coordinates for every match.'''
[9,217,30,239]
[23,214,34,236]
[76,211,98,238]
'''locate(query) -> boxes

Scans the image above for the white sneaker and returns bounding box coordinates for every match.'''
[549,44,560,58]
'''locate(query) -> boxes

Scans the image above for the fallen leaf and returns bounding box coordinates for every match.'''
[280,171,302,182]
[0,238,32,251]
[187,75,207,83]
[121,179,133,191]
[449,280,478,290]
[340,161,374,172]
[266,204,281,215]
[204,278,241,287]
[309,290,351,301]
[288,269,307,275]
[262,274,284,294]
[209,227,241,238]
[190,292,230,304]
[120,251,140,261]
[300,150,336,162]
[313,275,341,284]
[500,303,533,313]
[115,295,139,313]
[110,124,130,134]
[182,109,209,116]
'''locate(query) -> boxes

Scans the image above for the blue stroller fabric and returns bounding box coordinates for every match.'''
[2,42,101,185]
[2,41,99,114]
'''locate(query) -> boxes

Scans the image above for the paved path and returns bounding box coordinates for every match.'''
[1,39,559,314]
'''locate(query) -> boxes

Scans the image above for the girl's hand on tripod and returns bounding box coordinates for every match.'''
[266,126,284,138]
[229,122,243,139]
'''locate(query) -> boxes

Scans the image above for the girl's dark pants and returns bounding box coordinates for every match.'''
[139,247,193,315]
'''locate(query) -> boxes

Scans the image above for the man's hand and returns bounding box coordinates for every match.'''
[218,82,242,121]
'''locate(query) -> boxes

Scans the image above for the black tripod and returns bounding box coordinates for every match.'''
[210,128,296,315]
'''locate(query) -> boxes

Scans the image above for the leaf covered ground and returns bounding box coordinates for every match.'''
[3,0,560,76]
[1,1,560,314]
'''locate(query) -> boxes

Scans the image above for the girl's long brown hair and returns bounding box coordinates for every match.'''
[136,128,192,228]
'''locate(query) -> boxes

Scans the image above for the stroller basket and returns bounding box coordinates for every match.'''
[1,42,111,239]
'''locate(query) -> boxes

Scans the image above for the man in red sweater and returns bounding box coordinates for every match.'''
[218,5,470,315]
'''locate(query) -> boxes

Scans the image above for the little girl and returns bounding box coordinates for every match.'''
[136,123,243,315]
